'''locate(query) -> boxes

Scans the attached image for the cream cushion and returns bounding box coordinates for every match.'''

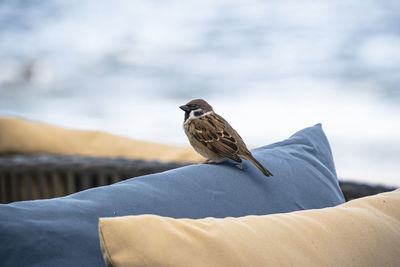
[99,189,400,267]
[0,116,202,162]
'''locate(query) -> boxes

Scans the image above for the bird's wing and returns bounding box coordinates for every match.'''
[190,113,242,163]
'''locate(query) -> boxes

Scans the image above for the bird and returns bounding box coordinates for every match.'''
[179,99,273,177]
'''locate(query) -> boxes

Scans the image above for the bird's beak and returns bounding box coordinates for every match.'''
[179,105,190,112]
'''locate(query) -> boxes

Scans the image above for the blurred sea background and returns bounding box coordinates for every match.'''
[0,0,399,186]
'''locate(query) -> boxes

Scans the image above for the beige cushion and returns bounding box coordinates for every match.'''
[99,189,400,267]
[0,116,202,162]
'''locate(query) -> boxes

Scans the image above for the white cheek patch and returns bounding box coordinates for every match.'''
[185,109,212,124]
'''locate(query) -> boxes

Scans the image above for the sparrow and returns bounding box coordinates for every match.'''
[180,99,273,177]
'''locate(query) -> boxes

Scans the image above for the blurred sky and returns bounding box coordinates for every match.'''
[0,0,399,185]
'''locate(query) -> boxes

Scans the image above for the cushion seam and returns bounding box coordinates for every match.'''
[99,222,114,267]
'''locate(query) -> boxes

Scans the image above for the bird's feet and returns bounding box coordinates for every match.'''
[234,163,243,170]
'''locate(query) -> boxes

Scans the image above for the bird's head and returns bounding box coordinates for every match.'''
[180,99,213,122]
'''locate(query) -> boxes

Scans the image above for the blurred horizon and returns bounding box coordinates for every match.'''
[0,0,399,186]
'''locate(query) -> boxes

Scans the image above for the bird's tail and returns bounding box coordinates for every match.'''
[244,153,273,177]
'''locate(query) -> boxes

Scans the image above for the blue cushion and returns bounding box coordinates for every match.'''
[0,124,344,267]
